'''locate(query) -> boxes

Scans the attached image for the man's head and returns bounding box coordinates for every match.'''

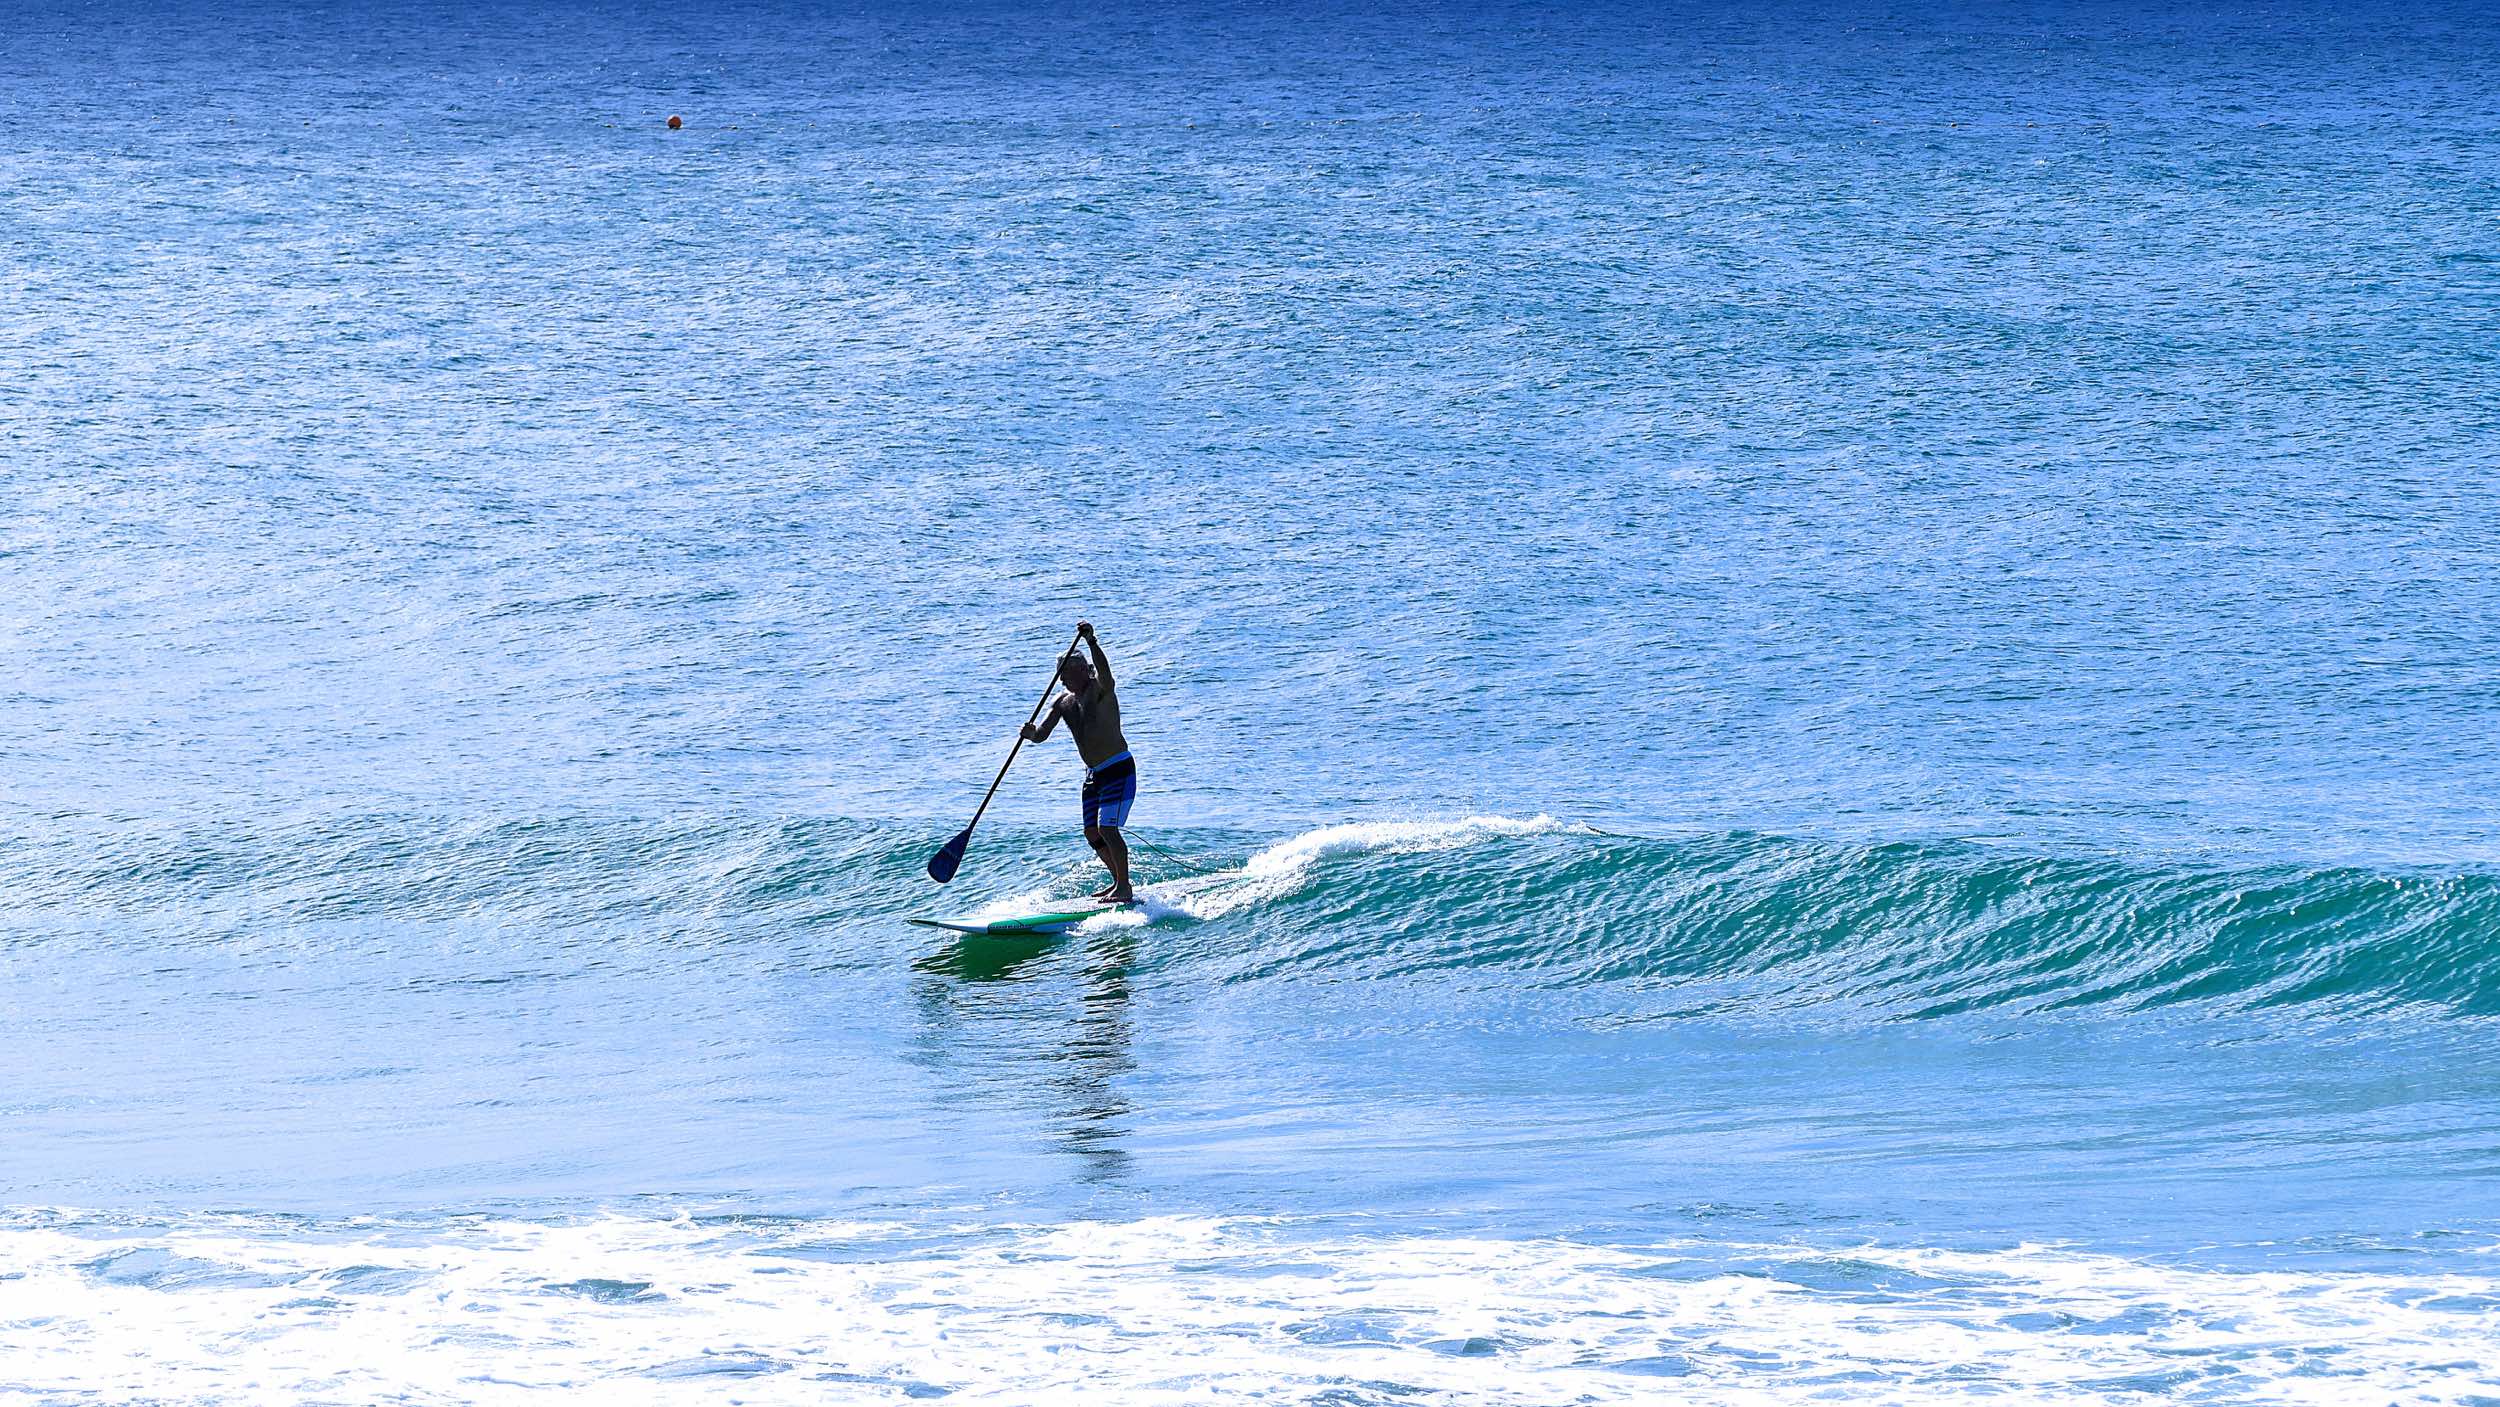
[1058,651,1094,690]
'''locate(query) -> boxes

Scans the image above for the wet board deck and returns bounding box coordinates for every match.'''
[908,906,1120,937]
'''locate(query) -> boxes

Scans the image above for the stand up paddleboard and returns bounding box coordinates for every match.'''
[908,905,1126,937]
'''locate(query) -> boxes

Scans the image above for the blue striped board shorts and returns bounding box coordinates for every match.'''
[1082,752,1137,830]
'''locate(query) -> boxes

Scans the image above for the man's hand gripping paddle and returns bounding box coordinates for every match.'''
[926,627,1084,883]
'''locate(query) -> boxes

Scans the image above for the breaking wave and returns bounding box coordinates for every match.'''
[6,813,2496,1020]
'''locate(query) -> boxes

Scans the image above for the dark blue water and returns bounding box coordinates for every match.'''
[4,1,2498,1400]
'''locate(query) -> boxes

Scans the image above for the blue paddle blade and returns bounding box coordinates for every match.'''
[926,829,970,883]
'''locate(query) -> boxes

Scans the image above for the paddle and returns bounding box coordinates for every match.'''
[926,627,1083,883]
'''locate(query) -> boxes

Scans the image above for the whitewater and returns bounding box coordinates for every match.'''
[9,1211,2499,1404]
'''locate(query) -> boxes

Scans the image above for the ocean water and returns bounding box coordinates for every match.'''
[6,0,2500,1401]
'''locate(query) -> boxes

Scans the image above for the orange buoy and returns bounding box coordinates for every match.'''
[666,114,683,130]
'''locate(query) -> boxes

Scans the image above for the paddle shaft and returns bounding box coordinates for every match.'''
[957,628,1084,841]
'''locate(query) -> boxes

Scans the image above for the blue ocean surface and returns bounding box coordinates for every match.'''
[5,0,2499,1401]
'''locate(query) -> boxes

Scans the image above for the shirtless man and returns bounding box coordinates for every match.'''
[1022,621,1137,903]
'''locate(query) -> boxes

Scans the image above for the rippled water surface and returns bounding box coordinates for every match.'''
[5,0,2499,1401]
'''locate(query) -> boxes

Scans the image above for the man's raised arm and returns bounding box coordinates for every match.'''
[1079,620,1114,690]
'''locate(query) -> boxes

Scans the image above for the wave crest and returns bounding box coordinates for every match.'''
[1119,823,2500,1021]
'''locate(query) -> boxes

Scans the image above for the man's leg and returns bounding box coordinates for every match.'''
[1099,827,1133,902]
[1083,761,1138,903]
[1085,823,1114,898]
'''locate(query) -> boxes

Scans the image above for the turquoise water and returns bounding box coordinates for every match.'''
[5,1,2499,1401]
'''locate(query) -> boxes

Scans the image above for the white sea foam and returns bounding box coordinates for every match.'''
[4,1212,2493,1405]
[1075,814,1580,930]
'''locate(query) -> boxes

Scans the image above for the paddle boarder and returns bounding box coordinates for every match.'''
[1022,621,1137,904]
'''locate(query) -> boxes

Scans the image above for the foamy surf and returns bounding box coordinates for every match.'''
[1073,814,1583,929]
[3,1211,2492,1405]
[942,816,1579,935]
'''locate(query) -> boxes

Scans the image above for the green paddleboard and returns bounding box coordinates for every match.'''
[908,906,1117,937]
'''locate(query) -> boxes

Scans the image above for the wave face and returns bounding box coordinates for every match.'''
[1112,819,2500,1022]
[7,814,2498,1024]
